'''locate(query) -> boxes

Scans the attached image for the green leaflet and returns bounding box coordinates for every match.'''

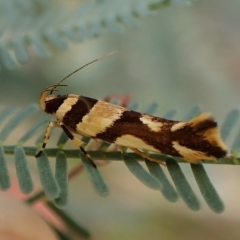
[0,0,195,71]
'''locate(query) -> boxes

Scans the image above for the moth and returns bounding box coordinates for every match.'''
[36,52,227,166]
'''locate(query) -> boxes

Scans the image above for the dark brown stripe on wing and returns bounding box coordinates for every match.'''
[62,96,98,131]
[45,95,68,114]
[171,124,226,158]
[96,110,226,159]
[95,110,182,157]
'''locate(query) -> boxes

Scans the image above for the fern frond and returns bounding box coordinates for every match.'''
[36,151,60,198]
[79,150,109,197]
[0,103,239,213]
[0,0,194,71]
[166,157,201,211]
[54,151,68,207]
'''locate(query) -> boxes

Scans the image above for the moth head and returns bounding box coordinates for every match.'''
[39,84,66,111]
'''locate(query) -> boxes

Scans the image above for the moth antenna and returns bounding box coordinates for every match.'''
[46,84,68,93]
[49,50,119,94]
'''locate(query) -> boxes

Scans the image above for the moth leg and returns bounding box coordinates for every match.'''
[129,147,166,166]
[35,121,59,158]
[59,123,96,168]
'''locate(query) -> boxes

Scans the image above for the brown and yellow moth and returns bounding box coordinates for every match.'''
[36,52,227,166]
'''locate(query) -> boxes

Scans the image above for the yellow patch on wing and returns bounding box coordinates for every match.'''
[172,141,216,163]
[203,128,227,151]
[171,122,186,132]
[140,115,163,132]
[115,134,160,153]
[76,101,126,137]
[55,96,78,121]
[188,112,212,128]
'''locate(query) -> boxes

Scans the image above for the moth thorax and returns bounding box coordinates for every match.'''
[46,94,57,102]
[44,95,66,114]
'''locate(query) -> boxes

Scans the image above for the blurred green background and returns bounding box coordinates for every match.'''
[1,0,240,239]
